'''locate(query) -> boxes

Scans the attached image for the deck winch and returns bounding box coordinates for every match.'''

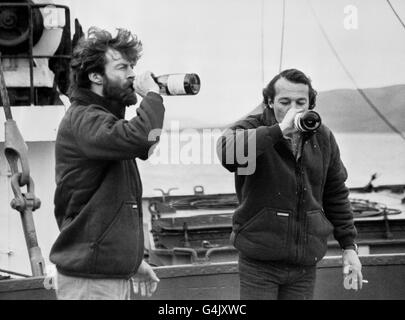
[0,0,71,106]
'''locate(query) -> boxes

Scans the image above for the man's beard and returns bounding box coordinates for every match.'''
[102,76,138,106]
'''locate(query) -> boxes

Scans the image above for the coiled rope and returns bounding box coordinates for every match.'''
[155,195,401,219]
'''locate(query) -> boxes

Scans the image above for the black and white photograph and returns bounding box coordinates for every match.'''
[0,0,404,305]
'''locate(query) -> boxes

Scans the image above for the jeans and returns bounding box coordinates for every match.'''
[56,272,131,300]
[239,254,317,300]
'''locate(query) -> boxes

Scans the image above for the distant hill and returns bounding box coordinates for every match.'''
[317,84,405,133]
[168,84,405,132]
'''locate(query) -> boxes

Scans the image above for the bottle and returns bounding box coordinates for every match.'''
[152,73,201,96]
[294,110,322,132]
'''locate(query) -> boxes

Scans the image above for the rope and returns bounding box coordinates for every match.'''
[307,0,405,142]
[168,195,239,210]
[350,198,401,218]
[386,0,405,30]
[157,194,402,219]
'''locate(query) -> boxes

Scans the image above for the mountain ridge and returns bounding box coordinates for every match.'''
[200,84,405,132]
[316,84,405,133]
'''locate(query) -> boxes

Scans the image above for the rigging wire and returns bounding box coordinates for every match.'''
[279,0,286,72]
[151,194,401,218]
[260,0,265,86]
[307,0,405,142]
[386,0,405,30]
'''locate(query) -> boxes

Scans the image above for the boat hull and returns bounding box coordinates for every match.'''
[1,254,405,300]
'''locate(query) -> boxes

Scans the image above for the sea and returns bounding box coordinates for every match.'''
[137,131,405,197]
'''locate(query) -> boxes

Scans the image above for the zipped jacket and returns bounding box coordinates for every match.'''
[50,88,165,278]
[217,106,356,265]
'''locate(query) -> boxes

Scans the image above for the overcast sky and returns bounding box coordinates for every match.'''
[59,0,405,127]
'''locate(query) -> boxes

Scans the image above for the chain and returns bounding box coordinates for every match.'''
[0,54,45,277]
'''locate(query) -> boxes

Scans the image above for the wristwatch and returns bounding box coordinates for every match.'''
[344,243,359,254]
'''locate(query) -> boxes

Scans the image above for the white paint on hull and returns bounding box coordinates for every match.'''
[0,142,59,275]
[0,106,67,143]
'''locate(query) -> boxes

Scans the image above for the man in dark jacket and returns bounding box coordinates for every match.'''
[50,27,164,299]
[217,69,363,300]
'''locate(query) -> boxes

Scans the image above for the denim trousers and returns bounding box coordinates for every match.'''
[56,272,131,300]
[239,254,317,300]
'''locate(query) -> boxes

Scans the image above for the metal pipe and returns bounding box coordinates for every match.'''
[28,3,35,105]
[0,3,70,9]
[0,55,13,120]
[0,55,71,59]
[65,7,72,54]
[20,208,45,277]
[0,268,30,278]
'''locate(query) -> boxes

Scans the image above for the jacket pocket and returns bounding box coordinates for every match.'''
[233,208,290,261]
[93,201,143,276]
[304,209,334,264]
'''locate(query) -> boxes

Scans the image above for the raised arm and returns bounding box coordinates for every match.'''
[72,92,165,160]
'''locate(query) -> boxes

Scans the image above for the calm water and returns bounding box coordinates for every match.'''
[138,132,405,197]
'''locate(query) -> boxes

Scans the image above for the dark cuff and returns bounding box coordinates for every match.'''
[343,244,356,251]
[339,236,356,250]
[146,91,164,103]
[265,124,284,144]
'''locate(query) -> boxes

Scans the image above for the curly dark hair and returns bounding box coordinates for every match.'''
[262,69,318,109]
[69,27,143,94]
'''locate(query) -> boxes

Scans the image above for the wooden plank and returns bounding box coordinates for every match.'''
[0,276,56,300]
[0,277,47,293]
[0,288,56,300]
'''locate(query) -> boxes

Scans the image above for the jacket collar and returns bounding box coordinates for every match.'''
[261,104,278,126]
[70,88,126,119]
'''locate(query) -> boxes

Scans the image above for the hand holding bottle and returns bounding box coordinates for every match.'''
[294,111,322,132]
[279,107,305,136]
[134,71,160,98]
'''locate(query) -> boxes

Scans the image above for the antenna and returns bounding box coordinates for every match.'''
[279,0,286,73]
